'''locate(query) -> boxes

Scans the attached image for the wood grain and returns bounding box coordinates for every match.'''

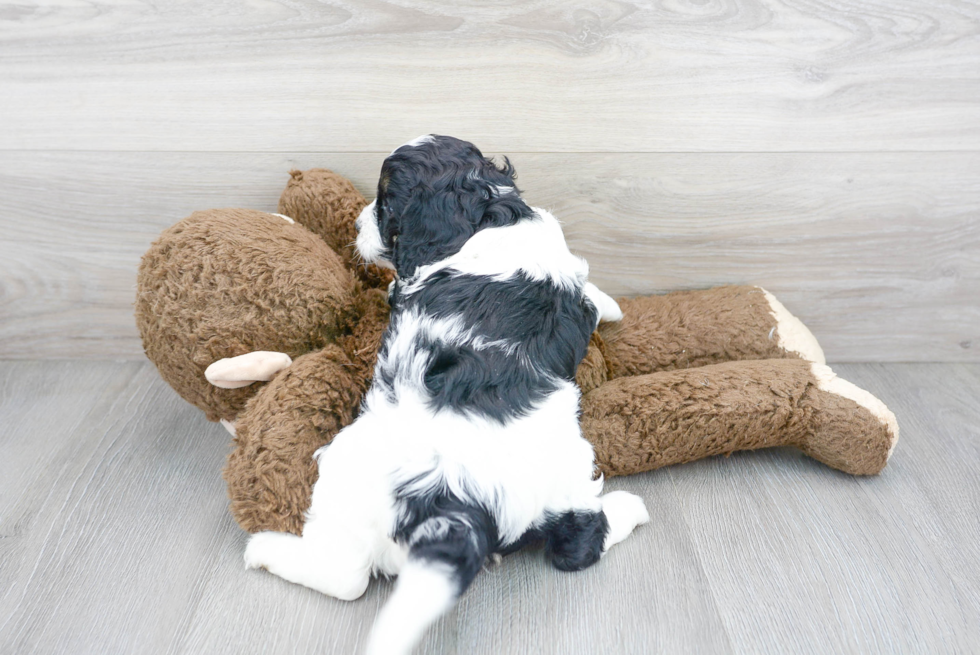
[1,361,978,653]
[1,151,976,361]
[1,0,978,152]
[0,362,231,653]
[665,363,980,653]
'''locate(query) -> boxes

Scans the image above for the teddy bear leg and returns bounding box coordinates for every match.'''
[596,285,824,379]
[581,359,897,477]
[759,288,825,364]
[799,364,899,474]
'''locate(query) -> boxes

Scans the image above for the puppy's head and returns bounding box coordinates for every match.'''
[355,135,533,278]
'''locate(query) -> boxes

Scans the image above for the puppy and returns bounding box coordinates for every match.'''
[244,135,648,655]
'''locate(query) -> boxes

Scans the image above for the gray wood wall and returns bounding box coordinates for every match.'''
[1,1,978,361]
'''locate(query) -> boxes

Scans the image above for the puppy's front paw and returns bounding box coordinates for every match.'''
[600,299,624,323]
[584,282,623,323]
[601,491,649,552]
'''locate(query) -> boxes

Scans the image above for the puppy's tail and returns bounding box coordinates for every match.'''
[366,509,493,655]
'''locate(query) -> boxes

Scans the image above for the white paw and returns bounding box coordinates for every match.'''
[584,282,623,324]
[243,531,295,572]
[601,299,624,323]
[244,531,370,601]
[601,491,649,552]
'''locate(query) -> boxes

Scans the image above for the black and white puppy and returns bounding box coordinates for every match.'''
[244,135,649,655]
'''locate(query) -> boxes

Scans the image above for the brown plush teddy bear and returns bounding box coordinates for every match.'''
[135,169,899,537]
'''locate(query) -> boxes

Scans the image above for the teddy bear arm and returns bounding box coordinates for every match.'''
[224,344,372,536]
[581,358,896,477]
[278,169,399,290]
[596,285,825,379]
[334,286,391,380]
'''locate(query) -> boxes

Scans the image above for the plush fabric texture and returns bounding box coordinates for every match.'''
[220,287,894,534]
[135,209,355,421]
[278,168,363,261]
[278,168,396,290]
[576,332,611,395]
[598,286,794,379]
[223,286,392,535]
[224,345,365,535]
[134,169,898,537]
[581,358,893,477]
[335,285,392,383]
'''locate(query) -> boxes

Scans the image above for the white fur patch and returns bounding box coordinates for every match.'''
[601,490,650,552]
[239,381,605,621]
[349,382,602,544]
[374,309,519,393]
[392,134,435,154]
[355,200,394,269]
[584,282,623,324]
[401,208,590,292]
[811,363,900,457]
[271,213,295,224]
[365,561,457,655]
[244,530,373,601]
[760,288,826,364]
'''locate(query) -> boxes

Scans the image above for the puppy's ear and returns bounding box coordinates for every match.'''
[470,156,531,229]
[389,180,474,276]
[391,156,532,276]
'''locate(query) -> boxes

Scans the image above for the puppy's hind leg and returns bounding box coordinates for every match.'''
[600,490,649,551]
[244,443,382,601]
[538,491,649,572]
[244,530,372,601]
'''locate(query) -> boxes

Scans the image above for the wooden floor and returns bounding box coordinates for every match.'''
[1,361,978,654]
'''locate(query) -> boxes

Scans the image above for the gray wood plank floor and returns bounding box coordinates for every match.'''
[1,361,978,654]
